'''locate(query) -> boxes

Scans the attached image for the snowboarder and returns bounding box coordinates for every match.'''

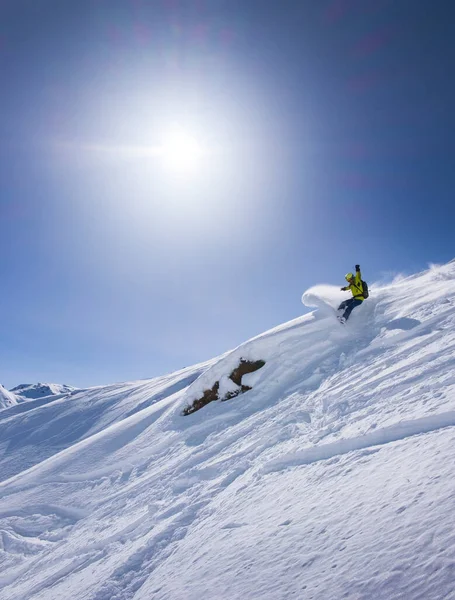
[338,264,366,323]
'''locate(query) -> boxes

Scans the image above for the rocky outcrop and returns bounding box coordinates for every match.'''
[182,358,265,416]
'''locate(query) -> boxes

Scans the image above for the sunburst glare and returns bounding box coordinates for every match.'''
[159,130,205,173]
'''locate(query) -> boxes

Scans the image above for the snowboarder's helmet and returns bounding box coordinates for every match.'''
[345,272,354,281]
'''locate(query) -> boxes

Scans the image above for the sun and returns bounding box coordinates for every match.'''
[159,130,204,173]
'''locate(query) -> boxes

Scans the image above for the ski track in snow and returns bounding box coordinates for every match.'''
[263,409,455,472]
[1,262,455,599]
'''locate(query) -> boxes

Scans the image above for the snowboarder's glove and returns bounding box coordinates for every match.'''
[355,264,360,271]
[341,286,347,291]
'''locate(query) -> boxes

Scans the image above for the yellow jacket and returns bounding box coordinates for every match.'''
[343,268,365,301]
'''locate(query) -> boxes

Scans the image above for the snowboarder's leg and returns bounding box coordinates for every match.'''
[338,300,348,311]
[342,298,362,321]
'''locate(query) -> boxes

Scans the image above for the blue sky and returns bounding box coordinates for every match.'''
[1,0,454,389]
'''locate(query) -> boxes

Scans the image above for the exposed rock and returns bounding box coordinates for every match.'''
[182,358,265,415]
[182,382,220,416]
[229,359,266,389]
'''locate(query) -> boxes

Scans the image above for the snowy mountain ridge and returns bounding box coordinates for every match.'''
[9,382,78,400]
[0,383,77,412]
[1,261,455,600]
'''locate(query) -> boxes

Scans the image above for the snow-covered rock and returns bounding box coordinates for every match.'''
[1,261,455,600]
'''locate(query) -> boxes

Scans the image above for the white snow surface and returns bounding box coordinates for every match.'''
[0,386,20,410]
[1,261,455,600]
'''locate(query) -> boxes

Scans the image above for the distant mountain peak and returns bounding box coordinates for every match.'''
[10,382,77,400]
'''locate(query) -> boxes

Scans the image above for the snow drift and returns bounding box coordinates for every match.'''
[1,261,455,600]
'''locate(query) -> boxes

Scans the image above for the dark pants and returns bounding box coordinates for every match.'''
[338,298,362,320]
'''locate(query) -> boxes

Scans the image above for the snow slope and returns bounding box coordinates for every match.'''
[1,261,455,600]
[0,386,19,410]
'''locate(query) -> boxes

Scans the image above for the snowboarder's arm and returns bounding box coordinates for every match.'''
[355,264,361,284]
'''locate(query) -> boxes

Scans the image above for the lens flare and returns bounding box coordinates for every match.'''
[159,130,204,172]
